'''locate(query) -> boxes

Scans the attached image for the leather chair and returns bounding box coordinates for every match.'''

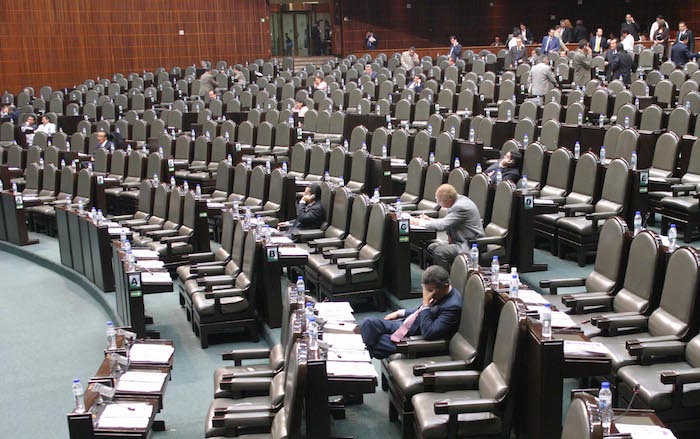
[192,229,259,348]
[390,158,427,208]
[659,183,700,243]
[146,190,197,258]
[348,125,368,153]
[534,151,599,254]
[112,180,155,227]
[434,132,455,166]
[205,341,306,438]
[557,158,629,266]
[591,247,700,372]
[534,148,573,200]
[27,165,76,232]
[538,119,560,153]
[21,163,42,196]
[255,168,285,227]
[325,146,350,185]
[412,99,431,129]
[124,183,169,232]
[191,137,227,179]
[224,165,267,211]
[92,148,110,176]
[106,149,128,183]
[470,180,515,266]
[289,182,336,243]
[286,143,310,180]
[132,187,183,246]
[177,136,211,179]
[648,133,680,181]
[205,161,234,203]
[517,142,546,190]
[407,163,447,217]
[104,150,146,207]
[303,145,329,182]
[411,300,524,439]
[304,192,369,290]
[387,271,490,437]
[317,202,388,310]
[120,152,163,203]
[344,149,368,194]
[561,393,603,439]
[467,173,494,226]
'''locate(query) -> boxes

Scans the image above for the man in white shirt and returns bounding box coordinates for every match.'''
[508,30,520,50]
[35,115,57,136]
[649,15,663,41]
[621,29,635,52]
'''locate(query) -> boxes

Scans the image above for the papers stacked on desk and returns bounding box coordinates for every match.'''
[326,361,378,379]
[278,246,309,257]
[322,333,366,350]
[136,260,165,270]
[207,202,226,209]
[129,343,174,364]
[323,322,358,333]
[498,273,524,287]
[97,402,153,429]
[614,423,677,438]
[533,198,556,205]
[269,236,294,245]
[108,227,132,236]
[327,348,371,362]
[130,249,160,259]
[116,371,167,393]
[529,306,577,328]
[140,271,172,284]
[315,302,355,322]
[563,340,610,357]
[517,290,551,306]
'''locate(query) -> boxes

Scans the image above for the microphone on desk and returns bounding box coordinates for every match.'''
[642,212,651,228]
[613,383,640,421]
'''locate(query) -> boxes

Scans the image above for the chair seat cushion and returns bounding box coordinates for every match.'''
[618,362,700,411]
[412,390,502,438]
[118,189,140,200]
[317,263,379,286]
[104,187,125,196]
[591,332,652,370]
[556,216,594,235]
[387,356,452,401]
[174,169,190,179]
[147,240,192,256]
[192,291,249,318]
[187,171,211,182]
[648,190,672,201]
[391,173,407,184]
[534,212,564,225]
[307,253,334,271]
[660,195,699,213]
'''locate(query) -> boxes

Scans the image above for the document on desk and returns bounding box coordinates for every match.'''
[278,246,309,257]
[322,333,366,350]
[206,202,226,209]
[108,227,131,236]
[129,343,174,364]
[269,236,294,245]
[563,340,610,357]
[130,249,160,259]
[97,402,153,429]
[528,307,577,327]
[328,348,371,362]
[316,302,356,322]
[517,289,551,306]
[116,371,167,393]
[498,273,523,286]
[533,198,556,205]
[326,360,378,378]
[323,322,358,333]
[136,260,165,269]
[614,424,677,438]
[140,271,173,284]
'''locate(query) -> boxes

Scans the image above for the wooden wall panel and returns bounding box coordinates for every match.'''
[0,0,271,94]
[339,0,688,54]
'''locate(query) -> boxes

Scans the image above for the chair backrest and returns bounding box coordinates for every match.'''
[568,152,598,205]
[307,145,328,178]
[668,107,691,136]
[289,143,309,175]
[232,163,249,199]
[349,125,368,152]
[263,168,284,212]
[478,300,521,402]
[613,230,664,314]
[518,142,545,189]
[57,164,76,197]
[40,163,59,195]
[595,158,629,214]
[539,148,572,198]
[585,216,627,294]
[23,163,41,193]
[614,128,638,163]
[648,247,700,338]
[650,133,680,179]
[450,272,487,364]
[467,173,491,221]
[434,132,454,165]
[561,396,599,439]
[639,104,662,131]
[245,166,267,206]
[136,180,154,214]
[165,188,184,226]
[411,130,431,161]
[485,181,515,239]
[541,102,561,124]
[358,202,387,261]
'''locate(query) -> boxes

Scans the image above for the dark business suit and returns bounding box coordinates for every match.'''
[671,42,699,67]
[590,36,608,55]
[448,44,463,61]
[677,30,695,54]
[621,21,641,41]
[604,48,619,82]
[359,287,463,359]
[561,27,574,44]
[407,81,424,93]
[573,25,588,43]
[485,163,520,184]
[611,50,634,85]
[287,200,325,240]
[509,45,527,67]
[542,35,561,54]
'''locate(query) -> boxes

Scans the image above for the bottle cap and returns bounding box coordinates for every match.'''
[492,256,498,261]
[107,321,113,326]
[74,378,80,383]
[309,317,315,322]
[297,276,303,280]
[601,382,610,388]
[306,302,313,307]
[544,303,551,308]
[472,243,477,248]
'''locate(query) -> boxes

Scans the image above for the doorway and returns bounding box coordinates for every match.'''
[271,12,311,57]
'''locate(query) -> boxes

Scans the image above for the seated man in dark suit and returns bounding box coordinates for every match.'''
[671,34,700,67]
[406,74,424,93]
[284,184,325,240]
[484,150,522,184]
[359,265,463,359]
[363,63,378,80]
[508,37,528,68]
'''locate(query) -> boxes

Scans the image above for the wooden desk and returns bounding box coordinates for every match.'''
[256,242,308,328]
[511,193,557,273]
[0,191,38,246]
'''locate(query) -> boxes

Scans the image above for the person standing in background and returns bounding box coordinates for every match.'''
[366,30,378,49]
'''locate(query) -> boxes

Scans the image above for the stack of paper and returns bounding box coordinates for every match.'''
[564,340,610,357]
[327,348,371,362]
[315,302,355,322]
[207,202,226,209]
[614,424,677,438]
[140,272,172,284]
[116,371,167,393]
[323,322,358,334]
[498,273,523,287]
[129,343,174,364]
[135,260,165,270]
[533,198,556,205]
[108,227,131,236]
[326,361,378,378]
[322,333,366,350]
[518,290,551,306]
[130,249,160,259]
[279,246,309,257]
[529,306,577,328]
[97,402,153,429]
[270,236,294,245]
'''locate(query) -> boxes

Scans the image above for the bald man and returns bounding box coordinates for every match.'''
[409,184,485,271]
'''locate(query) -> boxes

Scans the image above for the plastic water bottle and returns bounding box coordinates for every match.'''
[357,103,362,114]
[288,115,294,126]
[506,109,512,121]
[90,207,97,220]
[246,156,252,170]
[343,139,349,151]
[325,137,330,147]
[476,163,482,173]
[521,174,528,190]
[645,85,650,96]
[169,176,176,189]
[61,159,66,168]
[308,316,319,356]
[395,198,402,217]
[450,126,456,137]
[72,379,85,413]
[152,173,159,187]
[599,382,613,434]
[77,200,84,214]
[305,302,314,323]
[306,136,312,146]
[429,152,435,164]
[158,146,164,157]
[428,125,433,136]
[599,145,606,161]
[195,184,202,199]
[630,151,638,170]
[381,144,387,158]
[470,244,479,270]
[686,100,691,110]
[635,97,640,109]
[405,120,410,130]
[324,171,330,181]
[362,141,367,151]
[541,304,552,338]
[372,187,380,203]
[120,231,127,245]
[496,168,502,184]
[486,108,491,118]
[183,180,189,193]
[668,224,678,252]
[509,267,519,299]
[265,160,271,174]
[574,141,581,159]
[491,256,500,287]
[634,211,642,236]
[523,133,529,146]
[577,112,583,125]
[11,182,18,194]
[338,176,344,187]
[245,206,252,223]
[454,157,460,168]
[624,115,630,128]
[281,162,288,175]
[107,321,117,349]
[296,276,305,296]
[226,154,233,166]
[225,131,230,142]
[469,127,475,142]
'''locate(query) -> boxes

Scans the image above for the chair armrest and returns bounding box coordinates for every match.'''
[592,314,647,334]
[326,248,360,262]
[133,224,163,232]
[186,252,216,263]
[217,377,272,393]
[671,184,697,196]
[395,337,449,357]
[112,214,135,221]
[193,264,226,276]
[562,293,614,314]
[627,340,687,361]
[147,229,178,238]
[247,205,263,213]
[413,360,471,376]
[433,398,497,415]
[561,203,594,216]
[210,411,274,429]
[543,196,567,205]
[660,367,700,385]
[291,229,325,242]
[204,288,245,299]
[585,211,618,231]
[378,196,398,203]
[337,258,373,269]
[309,238,344,249]
[222,347,271,362]
[472,235,504,248]
[423,370,480,392]
[539,278,586,295]
[161,234,190,244]
[202,275,235,289]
